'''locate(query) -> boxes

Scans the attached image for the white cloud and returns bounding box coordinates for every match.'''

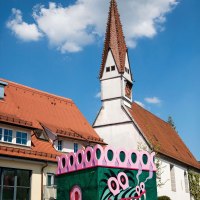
[7,8,42,41]
[7,0,178,52]
[134,100,145,108]
[95,92,101,98]
[144,97,161,104]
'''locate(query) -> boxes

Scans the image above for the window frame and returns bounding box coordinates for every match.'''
[0,126,30,147]
[74,143,78,153]
[170,164,176,192]
[106,67,110,72]
[16,131,28,145]
[111,65,115,71]
[46,173,57,187]
[58,140,63,151]
[0,128,2,141]
[3,129,13,143]
[184,171,189,193]
[0,167,31,200]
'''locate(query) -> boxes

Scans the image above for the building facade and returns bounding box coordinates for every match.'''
[0,79,105,200]
[93,0,200,199]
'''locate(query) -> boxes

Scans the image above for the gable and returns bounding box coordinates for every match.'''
[102,50,119,80]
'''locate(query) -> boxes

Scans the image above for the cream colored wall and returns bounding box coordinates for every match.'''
[0,157,57,200]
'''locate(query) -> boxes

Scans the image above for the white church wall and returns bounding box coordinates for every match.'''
[94,122,148,151]
[123,52,132,82]
[94,99,131,126]
[101,78,121,100]
[157,158,191,200]
[102,50,119,80]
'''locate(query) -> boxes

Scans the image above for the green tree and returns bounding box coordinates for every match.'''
[167,116,176,131]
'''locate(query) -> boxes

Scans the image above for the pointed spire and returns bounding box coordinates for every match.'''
[99,0,127,79]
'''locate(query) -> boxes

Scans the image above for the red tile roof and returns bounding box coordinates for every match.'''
[99,0,127,78]
[0,134,60,162]
[0,78,105,161]
[128,102,200,170]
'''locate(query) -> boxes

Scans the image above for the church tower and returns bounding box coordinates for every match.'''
[93,0,136,148]
[99,0,133,108]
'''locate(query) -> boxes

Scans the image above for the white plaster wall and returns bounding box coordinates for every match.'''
[43,164,57,185]
[157,158,191,200]
[94,99,131,126]
[123,52,132,82]
[101,50,119,80]
[54,139,82,153]
[94,123,147,150]
[101,78,121,100]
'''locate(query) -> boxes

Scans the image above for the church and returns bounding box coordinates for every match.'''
[93,0,200,199]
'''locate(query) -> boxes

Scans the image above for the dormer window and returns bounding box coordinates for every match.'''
[0,126,30,146]
[106,67,110,72]
[111,65,115,71]
[16,132,27,145]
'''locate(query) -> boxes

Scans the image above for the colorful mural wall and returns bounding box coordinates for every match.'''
[56,145,157,200]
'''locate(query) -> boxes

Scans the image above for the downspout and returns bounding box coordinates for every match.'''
[41,162,48,200]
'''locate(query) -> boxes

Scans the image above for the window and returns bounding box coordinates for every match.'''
[0,127,29,146]
[74,143,78,153]
[125,67,129,74]
[0,167,31,200]
[106,67,110,72]
[184,171,189,193]
[16,132,27,145]
[125,81,132,99]
[58,140,62,151]
[170,164,176,192]
[4,129,12,142]
[47,173,57,187]
[0,128,2,140]
[111,65,115,71]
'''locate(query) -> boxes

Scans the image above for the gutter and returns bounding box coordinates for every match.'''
[41,162,48,200]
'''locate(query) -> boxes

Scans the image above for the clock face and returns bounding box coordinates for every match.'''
[125,81,132,99]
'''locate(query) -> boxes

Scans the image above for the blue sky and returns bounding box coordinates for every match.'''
[0,0,199,160]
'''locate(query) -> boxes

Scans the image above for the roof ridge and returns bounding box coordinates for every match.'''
[0,78,73,103]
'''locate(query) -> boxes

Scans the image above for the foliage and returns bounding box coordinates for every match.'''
[158,196,171,200]
[137,142,167,188]
[188,170,200,200]
[167,116,176,131]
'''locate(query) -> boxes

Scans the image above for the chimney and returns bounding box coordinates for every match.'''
[0,80,8,99]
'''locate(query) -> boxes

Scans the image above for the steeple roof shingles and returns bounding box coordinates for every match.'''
[100,0,127,78]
